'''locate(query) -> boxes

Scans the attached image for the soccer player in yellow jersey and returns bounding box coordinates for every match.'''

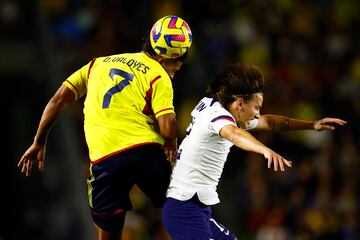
[18,15,192,240]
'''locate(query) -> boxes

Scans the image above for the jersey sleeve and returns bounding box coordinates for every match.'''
[210,115,236,134]
[63,59,95,100]
[151,75,175,119]
[209,107,236,134]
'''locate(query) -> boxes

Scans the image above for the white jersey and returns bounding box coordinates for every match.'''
[166,97,258,205]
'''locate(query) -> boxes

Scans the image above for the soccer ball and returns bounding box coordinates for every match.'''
[150,15,192,59]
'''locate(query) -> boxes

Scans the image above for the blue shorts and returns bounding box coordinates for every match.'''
[87,144,171,231]
[162,195,236,240]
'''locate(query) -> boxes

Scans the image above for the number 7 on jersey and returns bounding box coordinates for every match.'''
[102,68,134,109]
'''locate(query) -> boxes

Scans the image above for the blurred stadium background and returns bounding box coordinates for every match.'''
[2,0,359,239]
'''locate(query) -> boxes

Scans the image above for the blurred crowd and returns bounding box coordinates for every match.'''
[2,0,359,239]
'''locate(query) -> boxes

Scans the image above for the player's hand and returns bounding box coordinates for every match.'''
[314,118,347,131]
[163,138,177,165]
[263,148,292,172]
[17,142,46,177]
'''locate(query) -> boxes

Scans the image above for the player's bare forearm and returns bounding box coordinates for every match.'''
[157,113,178,139]
[260,114,312,131]
[163,138,178,164]
[18,85,75,176]
[231,128,267,154]
[34,85,75,145]
[34,100,63,145]
[157,113,179,163]
[257,114,347,132]
[220,124,292,171]
[220,124,267,154]
[230,129,293,172]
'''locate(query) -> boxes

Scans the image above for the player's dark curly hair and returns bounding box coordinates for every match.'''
[142,35,189,62]
[207,63,264,108]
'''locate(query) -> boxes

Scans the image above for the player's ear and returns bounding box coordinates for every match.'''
[236,97,244,110]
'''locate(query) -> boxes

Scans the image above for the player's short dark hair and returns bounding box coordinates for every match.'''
[141,35,189,62]
[207,63,264,107]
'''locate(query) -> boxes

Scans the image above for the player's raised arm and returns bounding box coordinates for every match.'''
[254,114,347,131]
[219,124,292,171]
[18,84,75,176]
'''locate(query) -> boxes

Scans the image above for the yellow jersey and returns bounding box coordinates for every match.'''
[63,52,175,163]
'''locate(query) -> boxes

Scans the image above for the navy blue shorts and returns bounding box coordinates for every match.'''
[162,195,236,240]
[87,144,171,231]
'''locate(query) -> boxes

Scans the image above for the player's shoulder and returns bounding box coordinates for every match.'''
[193,97,227,117]
[199,97,225,111]
[196,97,214,106]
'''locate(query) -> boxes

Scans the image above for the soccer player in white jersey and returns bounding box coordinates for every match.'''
[162,63,347,240]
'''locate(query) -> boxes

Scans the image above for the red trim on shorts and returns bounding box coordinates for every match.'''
[91,208,125,217]
[91,142,161,164]
[111,209,125,215]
